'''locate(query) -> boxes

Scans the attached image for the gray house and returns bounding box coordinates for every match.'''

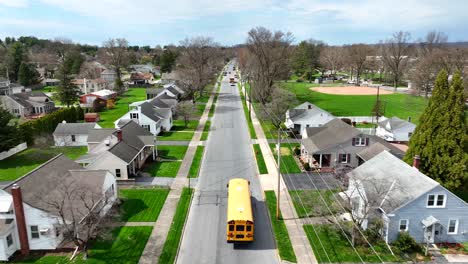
[343,151,468,244]
[285,102,334,135]
[0,92,55,118]
[300,118,404,170]
[376,116,416,142]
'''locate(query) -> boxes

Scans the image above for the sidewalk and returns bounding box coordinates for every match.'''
[244,84,318,264]
[139,85,216,264]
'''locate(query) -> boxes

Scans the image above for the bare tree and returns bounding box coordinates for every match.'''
[345,44,371,86]
[380,31,411,90]
[35,176,117,260]
[102,38,129,94]
[79,62,102,79]
[246,27,293,104]
[175,100,196,127]
[261,88,297,129]
[320,45,344,82]
[177,37,219,101]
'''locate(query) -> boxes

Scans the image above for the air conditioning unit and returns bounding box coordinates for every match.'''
[39,228,50,235]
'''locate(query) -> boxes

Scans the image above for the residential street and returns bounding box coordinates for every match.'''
[177,65,278,264]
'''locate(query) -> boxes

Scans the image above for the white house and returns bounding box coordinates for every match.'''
[0,155,117,261]
[53,122,101,146]
[376,116,416,142]
[285,102,335,135]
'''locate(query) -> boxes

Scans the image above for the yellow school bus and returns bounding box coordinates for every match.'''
[226,178,254,242]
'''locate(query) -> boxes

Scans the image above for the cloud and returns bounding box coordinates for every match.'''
[0,0,28,7]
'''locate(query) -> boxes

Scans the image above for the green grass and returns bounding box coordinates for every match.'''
[159,188,193,264]
[289,190,340,218]
[143,161,182,177]
[172,120,199,132]
[119,188,170,222]
[39,85,57,93]
[0,147,87,181]
[264,191,297,263]
[188,146,205,178]
[200,121,210,141]
[269,143,302,174]
[304,224,399,263]
[157,145,188,160]
[253,144,268,174]
[208,93,218,118]
[14,226,153,264]
[238,84,257,139]
[98,88,147,128]
[157,131,195,141]
[279,82,427,124]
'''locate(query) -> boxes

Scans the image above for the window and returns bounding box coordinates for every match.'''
[448,219,459,234]
[236,225,245,231]
[142,125,150,131]
[306,124,310,128]
[246,225,252,232]
[408,132,413,138]
[30,226,40,239]
[115,169,121,178]
[355,137,366,146]
[6,234,13,247]
[399,219,409,231]
[339,154,349,163]
[71,135,76,142]
[427,194,446,208]
[130,113,139,119]
[229,225,234,231]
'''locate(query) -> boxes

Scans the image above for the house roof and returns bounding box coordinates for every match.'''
[356,142,390,161]
[161,71,181,81]
[347,151,439,213]
[302,119,361,153]
[140,102,162,123]
[288,102,334,123]
[89,89,117,98]
[88,128,116,143]
[73,78,107,85]
[378,116,415,131]
[154,107,172,119]
[2,155,110,221]
[53,122,97,136]
[109,141,140,163]
[130,72,153,81]
[8,91,53,108]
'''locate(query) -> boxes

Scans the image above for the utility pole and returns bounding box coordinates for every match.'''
[276,129,281,220]
[248,75,252,120]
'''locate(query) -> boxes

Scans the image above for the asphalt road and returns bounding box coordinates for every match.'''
[176,64,278,264]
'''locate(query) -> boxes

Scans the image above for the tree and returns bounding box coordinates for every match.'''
[175,100,196,127]
[160,49,178,73]
[18,62,41,86]
[246,27,293,104]
[345,44,371,86]
[56,54,80,107]
[320,46,344,82]
[35,175,117,260]
[6,42,27,81]
[405,70,468,190]
[290,40,323,81]
[380,31,411,90]
[0,108,22,152]
[261,88,297,129]
[102,38,129,95]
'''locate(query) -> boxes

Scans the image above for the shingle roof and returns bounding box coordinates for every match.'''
[356,142,390,161]
[109,141,140,163]
[347,151,439,213]
[302,119,360,153]
[378,117,415,131]
[166,86,180,96]
[53,122,97,136]
[140,102,162,123]
[88,128,116,143]
[9,92,52,108]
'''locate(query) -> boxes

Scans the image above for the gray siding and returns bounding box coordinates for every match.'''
[387,185,468,243]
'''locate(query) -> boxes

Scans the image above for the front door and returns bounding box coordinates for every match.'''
[425,225,435,243]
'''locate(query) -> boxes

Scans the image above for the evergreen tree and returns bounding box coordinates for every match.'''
[6,42,27,81]
[405,70,468,190]
[0,107,22,152]
[18,62,40,86]
[56,56,79,107]
[160,49,177,73]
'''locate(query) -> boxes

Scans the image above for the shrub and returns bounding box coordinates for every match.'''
[294,146,301,156]
[303,162,311,171]
[392,231,423,254]
[296,78,304,83]
[341,118,352,125]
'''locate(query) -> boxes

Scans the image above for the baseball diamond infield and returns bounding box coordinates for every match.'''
[311,86,394,95]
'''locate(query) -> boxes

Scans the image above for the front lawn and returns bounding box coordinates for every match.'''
[171,120,199,132]
[264,191,297,263]
[289,190,340,218]
[188,146,205,178]
[119,188,170,222]
[304,224,399,263]
[280,82,427,124]
[15,226,152,264]
[0,147,87,181]
[98,88,147,128]
[253,144,268,174]
[159,188,193,264]
[143,161,181,177]
[157,131,194,141]
[157,145,188,160]
[269,143,301,174]
[200,121,210,141]
[239,84,257,139]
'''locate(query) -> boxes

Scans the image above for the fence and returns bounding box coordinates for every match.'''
[0,143,27,161]
[336,116,388,124]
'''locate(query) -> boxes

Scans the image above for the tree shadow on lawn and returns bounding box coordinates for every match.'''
[0,149,55,171]
[120,199,149,222]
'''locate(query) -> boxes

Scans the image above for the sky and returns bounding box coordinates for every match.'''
[0,0,467,47]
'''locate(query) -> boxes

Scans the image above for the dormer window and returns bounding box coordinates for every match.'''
[353,137,368,146]
[427,194,446,208]
[130,113,139,119]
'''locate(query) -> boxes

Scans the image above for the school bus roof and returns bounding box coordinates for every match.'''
[227,178,253,222]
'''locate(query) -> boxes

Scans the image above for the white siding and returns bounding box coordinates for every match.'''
[86,152,129,180]
[53,134,88,147]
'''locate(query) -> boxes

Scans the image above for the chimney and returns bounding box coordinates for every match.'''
[413,155,420,170]
[11,184,30,255]
[116,130,123,142]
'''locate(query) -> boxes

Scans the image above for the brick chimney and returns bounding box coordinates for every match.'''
[413,155,421,170]
[11,184,30,255]
[116,130,123,142]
